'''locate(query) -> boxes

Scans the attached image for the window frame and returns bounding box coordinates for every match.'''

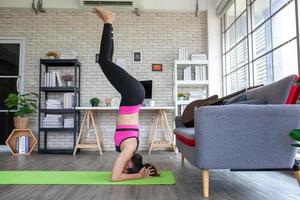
[221,0,300,95]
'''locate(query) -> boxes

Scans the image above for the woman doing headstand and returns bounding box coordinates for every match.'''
[92,7,159,181]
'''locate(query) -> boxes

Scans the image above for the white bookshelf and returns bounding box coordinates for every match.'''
[174,59,209,116]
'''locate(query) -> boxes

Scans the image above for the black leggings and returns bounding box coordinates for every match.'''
[98,23,145,106]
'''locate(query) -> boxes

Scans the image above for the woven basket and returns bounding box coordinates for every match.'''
[14,117,29,129]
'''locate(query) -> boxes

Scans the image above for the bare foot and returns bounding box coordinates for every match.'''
[92,7,116,24]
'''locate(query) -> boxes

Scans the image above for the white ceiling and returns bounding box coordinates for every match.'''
[0,0,210,11]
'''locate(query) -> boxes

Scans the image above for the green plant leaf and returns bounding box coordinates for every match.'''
[289,129,300,141]
[296,77,300,85]
[4,92,38,117]
[292,144,300,147]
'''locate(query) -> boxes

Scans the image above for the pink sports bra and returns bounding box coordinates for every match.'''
[118,104,141,115]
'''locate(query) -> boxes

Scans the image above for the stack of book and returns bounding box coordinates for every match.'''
[64,118,74,128]
[191,54,207,60]
[46,99,62,109]
[15,135,29,154]
[44,71,63,87]
[178,48,189,60]
[195,65,207,80]
[42,114,63,128]
[60,50,77,59]
[187,91,207,101]
[183,66,192,80]
[63,93,74,108]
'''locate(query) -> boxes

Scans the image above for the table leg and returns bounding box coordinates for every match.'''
[162,110,176,152]
[90,111,103,155]
[149,111,160,155]
[73,111,88,155]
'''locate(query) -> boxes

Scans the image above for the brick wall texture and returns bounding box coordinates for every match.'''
[0,8,208,151]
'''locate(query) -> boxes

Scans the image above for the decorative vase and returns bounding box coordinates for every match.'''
[66,81,74,87]
[14,117,29,129]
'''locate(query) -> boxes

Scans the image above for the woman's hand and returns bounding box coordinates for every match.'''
[139,166,155,178]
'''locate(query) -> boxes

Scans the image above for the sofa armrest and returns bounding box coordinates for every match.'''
[194,105,300,169]
[175,115,185,128]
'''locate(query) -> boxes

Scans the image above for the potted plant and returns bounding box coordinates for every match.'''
[62,73,74,87]
[289,129,300,148]
[90,97,100,107]
[5,92,38,129]
[289,78,300,147]
[178,93,185,101]
[46,51,58,59]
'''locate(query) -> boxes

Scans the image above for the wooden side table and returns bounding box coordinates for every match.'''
[5,129,37,156]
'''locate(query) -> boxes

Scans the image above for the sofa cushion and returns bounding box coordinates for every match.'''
[173,127,195,147]
[234,99,267,105]
[244,74,299,104]
[224,94,247,105]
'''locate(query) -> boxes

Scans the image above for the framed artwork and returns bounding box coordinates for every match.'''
[133,51,142,63]
[152,64,163,71]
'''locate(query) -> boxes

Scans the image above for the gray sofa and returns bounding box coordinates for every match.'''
[173,75,300,198]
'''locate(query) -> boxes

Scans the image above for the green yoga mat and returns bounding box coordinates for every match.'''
[0,171,175,185]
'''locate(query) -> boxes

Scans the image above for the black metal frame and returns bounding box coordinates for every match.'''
[38,59,81,154]
[222,0,299,95]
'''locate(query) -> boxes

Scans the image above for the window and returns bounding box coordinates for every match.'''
[222,0,299,95]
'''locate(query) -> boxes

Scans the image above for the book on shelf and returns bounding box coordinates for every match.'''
[63,93,75,108]
[46,99,63,109]
[191,53,207,60]
[194,65,207,81]
[44,71,63,87]
[59,50,78,59]
[64,117,74,128]
[42,115,63,128]
[178,48,189,60]
[15,136,29,154]
[183,66,192,80]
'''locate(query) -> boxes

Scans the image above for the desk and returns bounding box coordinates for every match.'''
[73,106,176,155]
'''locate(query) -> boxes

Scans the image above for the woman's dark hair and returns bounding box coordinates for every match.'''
[126,154,160,177]
[126,153,143,174]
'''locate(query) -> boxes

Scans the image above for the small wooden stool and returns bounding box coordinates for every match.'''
[73,110,103,155]
[148,109,176,155]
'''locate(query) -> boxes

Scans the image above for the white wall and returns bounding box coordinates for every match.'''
[0,0,208,11]
[207,0,223,96]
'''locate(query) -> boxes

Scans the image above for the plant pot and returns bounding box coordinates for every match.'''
[91,103,98,107]
[178,97,184,101]
[14,117,29,129]
[47,56,55,59]
[66,81,74,87]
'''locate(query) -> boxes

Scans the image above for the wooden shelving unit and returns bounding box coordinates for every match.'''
[38,59,81,154]
[5,129,37,156]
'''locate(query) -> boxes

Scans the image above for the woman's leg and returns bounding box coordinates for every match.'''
[97,23,145,106]
[100,23,114,61]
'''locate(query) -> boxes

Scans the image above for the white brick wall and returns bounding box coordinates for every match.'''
[0,8,207,151]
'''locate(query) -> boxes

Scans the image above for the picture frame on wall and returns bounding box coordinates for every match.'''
[133,51,142,63]
[152,64,163,71]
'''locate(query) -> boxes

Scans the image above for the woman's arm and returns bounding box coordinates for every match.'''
[111,147,141,182]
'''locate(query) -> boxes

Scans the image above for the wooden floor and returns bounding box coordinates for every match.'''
[0,151,299,200]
